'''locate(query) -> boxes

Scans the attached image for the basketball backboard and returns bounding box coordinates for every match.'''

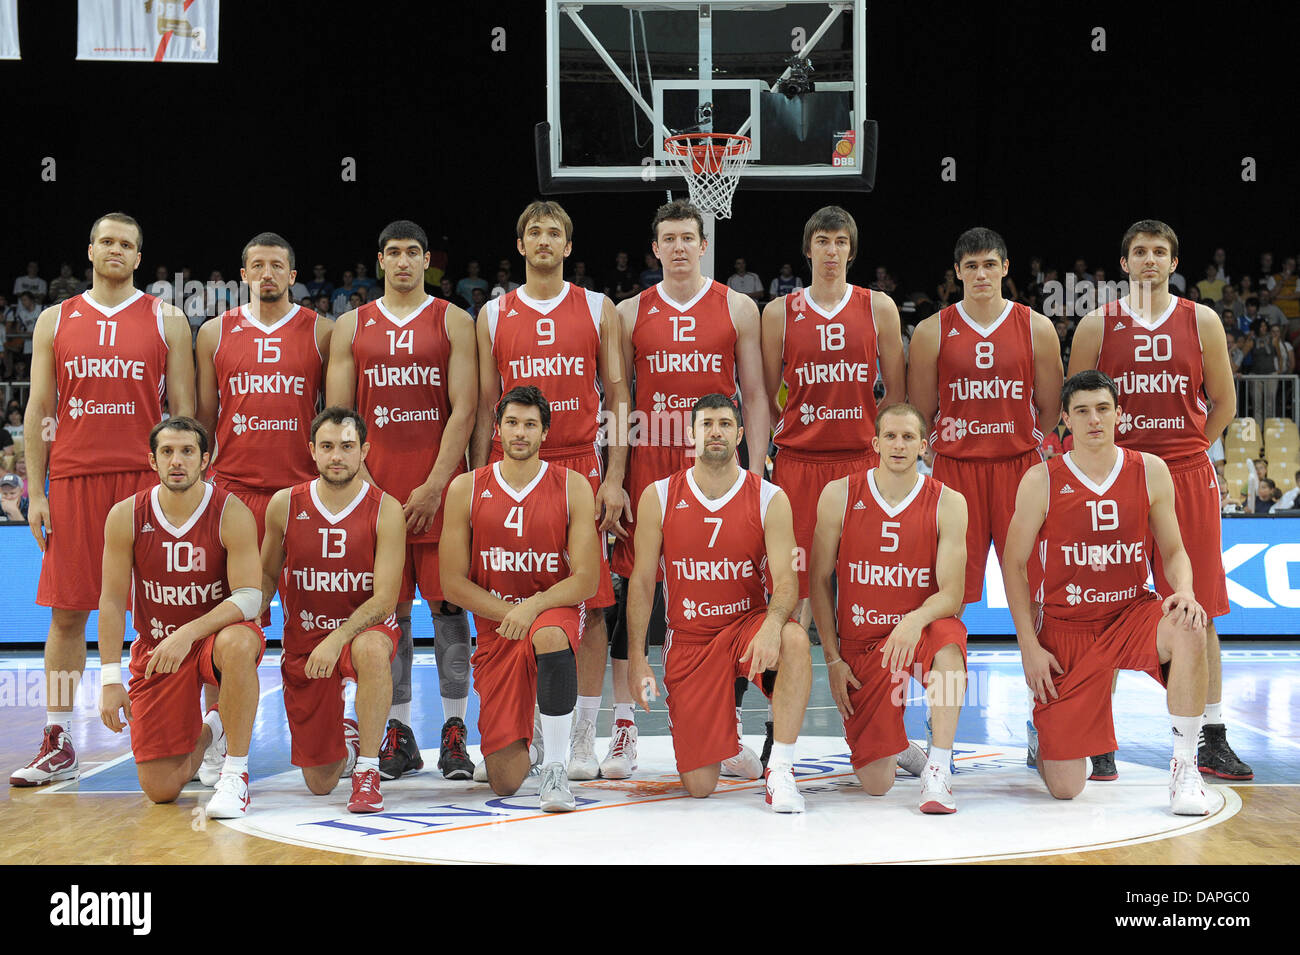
[538,0,876,194]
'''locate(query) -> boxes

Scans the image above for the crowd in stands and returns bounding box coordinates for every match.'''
[3,241,1298,520]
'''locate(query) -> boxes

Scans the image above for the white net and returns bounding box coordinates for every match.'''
[662,134,751,219]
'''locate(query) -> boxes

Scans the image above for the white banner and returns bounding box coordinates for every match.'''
[0,0,20,60]
[77,0,219,63]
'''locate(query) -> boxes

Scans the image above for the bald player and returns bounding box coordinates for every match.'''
[12,212,195,788]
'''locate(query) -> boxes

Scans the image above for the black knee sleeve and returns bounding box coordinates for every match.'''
[536,647,578,716]
[733,675,749,708]
[608,576,629,660]
[390,616,413,705]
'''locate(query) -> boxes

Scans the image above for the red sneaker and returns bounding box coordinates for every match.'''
[348,768,383,813]
[10,724,79,787]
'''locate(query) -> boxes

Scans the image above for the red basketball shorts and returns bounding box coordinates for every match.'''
[1151,453,1228,619]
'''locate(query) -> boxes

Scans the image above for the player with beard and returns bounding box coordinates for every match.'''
[472,201,630,782]
[628,394,811,812]
[260,408,405,813]
[328,220,478,782]
[97,417,264,818]
[441,386,598,810]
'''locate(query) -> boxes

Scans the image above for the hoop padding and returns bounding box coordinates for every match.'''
[663,133,752,219]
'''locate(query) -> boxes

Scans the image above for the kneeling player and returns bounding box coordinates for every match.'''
[810,403,969,813]
[628,394,812,812]
[97,418,264,819]
[1004,371,1211,814]
[261,408,405,813]
[441,386,598,811]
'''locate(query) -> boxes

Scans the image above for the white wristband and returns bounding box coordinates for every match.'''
[101,664,123,685]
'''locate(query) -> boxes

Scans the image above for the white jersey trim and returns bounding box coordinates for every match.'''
[685,467,746,513]
[484,297,502,346]
[493,460,550,503]
[516,282,573,317]
[653,477,670,528]
[758,479,781,528]
[866,468,925,518]
[310,479,371,525]
[1118,295,1178,331]
[239,303,301,335]
[82,289,144,319]
[1061,448,1124,496]
[584,289,604,333]
[376,295,434,329]
[655,277,712,314]
[955,300,1013,338]
[151,481,215,539]
[802,284,853,321]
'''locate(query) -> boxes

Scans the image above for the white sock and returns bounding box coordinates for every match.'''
[389,702,411,725]
[442,696,467,722]
[1171,715,1200,761]
[355,755,379,774]
[47,710,70,730]
[766,703,773,721]
[203,706,224,743]
[613,702,634,724]
[1203,702,1222,725]
[768,741,795,773]
[576,695,601,726]
[223,754,248,776]
[928,746,952,773]
[541,711,573,767]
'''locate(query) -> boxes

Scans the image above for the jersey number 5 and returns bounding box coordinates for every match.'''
[880,521,900,552]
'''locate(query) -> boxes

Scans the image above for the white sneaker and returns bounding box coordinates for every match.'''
[599,719,638,779]
[342,718,360,778]
[919,764,956,814]
[764,767,805,813]
[473,755,490,783]
[527,708,545,777]
[198,706,226,787]
[205,771,250,819]
[721,744,763,779]
[1170,756,1211,816]
[567,718,599,780]
[896,740,927,777]
[539,762,576,812]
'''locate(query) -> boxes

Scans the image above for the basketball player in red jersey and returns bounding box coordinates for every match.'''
[763,205,906,624]
[97,418,264,818]
[1068,220,1250,781]
[441,386,599,811]
[906,227,1060,769]
[260,408,405,813]
[606,198,770,779]
[628,394,811,812]
[472,200,630,782]
[809,403,969,813]
[327,220,478,782]
[12,213,196,788]
[1004,371,1211,815]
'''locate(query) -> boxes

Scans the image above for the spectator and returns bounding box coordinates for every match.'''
[638,252,663,290]
[306,264,333,300]
[205,269,235,316]
[1216,283,1244,321]
[489,267,519,299]
[12,452,27,495]
[605,251,640,302]
[1257,252,1277,292]
[936,268,960,306]
[289,275,310,302]
[12,261,46,303]
[1238,298,1260,337]
[1258,287,1287,328]
[366,286,383,303]
[1072,258,1090,287]
[147,264,174,303]
[331,269,358,315]
[1238,274,1255,301]
[496,259,517,290]
[455,261,489,306]
[871,265,898,295]
[1041,420,1073,459]
[769,262,803,299]
[347,292,363,313]
[48,264,79,303]
[314,293,334,319]
[4,406,22,439]
[1273,257,1299,320]
[15,291,40,332]
[1272,470,1300,511]
[1253,458,1268,482]
[726,257,764,304]
[570,261,595,291]
[1225,330,1243,376]
[0,473,26,523]
[1196,263,1225,303]
[298,296,314,309]
[1167,267,1187,293]
[1220,481,1244,514]
[468,286,488,319]
[1254,478,1279,514]
[1211,247,1229,283]
[435,276,464,307]
[353,262,379,294]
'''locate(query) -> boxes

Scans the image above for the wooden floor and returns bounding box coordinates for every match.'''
[2,643,1296,865]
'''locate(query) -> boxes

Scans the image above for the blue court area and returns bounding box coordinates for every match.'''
[33,642,1300,793]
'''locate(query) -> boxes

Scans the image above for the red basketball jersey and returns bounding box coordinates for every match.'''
[657,468,778,638]
[211,305,321,491]
[467,461,574,633]
[50,291,170,478]
[351,296,460,543]
[485,283,604,456]
[1040,448,1153,622]
[835,470,944,640]
[131,482,232,644]
[1096,297,1209,458]
[776,285,880,453]
[930,302,1042,459]
[632,280,737,449]
[279,480,391,654]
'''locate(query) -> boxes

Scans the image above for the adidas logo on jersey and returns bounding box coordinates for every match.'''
[947,327,960,337]
[648,306,659,314]
[364,318,376,327]
[1113,321,1127,331]
[230,323,243,333]
[853,500,866,510]
[296,510,310,520]
[589,468,599,477]
[140,522,154,533]
[794,311,805,321]
[507,309,518,317]
[70,309,82,318]
[481,489,493,498]
[1059,484,1075,494]
[675,499,689,509]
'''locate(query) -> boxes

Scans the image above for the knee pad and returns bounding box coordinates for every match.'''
[433,608,471,699]
[390,616,413,705]
[536,647,578,716]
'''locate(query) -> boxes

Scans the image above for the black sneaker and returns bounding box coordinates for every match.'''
[1198,723,1253,780]
[438,716,475,780]
[759,720,775,770]
[379,719,423,781]
[1088,751,1118,781]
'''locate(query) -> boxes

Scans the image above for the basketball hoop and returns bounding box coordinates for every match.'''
[663,133,751,219]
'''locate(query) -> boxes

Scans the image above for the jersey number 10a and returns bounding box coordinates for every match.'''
[162,540,207,572]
